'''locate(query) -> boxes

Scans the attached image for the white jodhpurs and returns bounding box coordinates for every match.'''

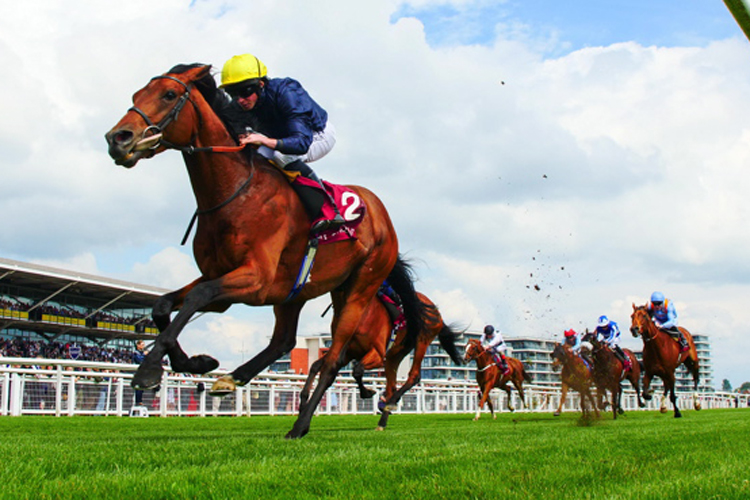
[273,122,337,167]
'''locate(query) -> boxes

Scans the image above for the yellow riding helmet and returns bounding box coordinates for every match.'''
[220,54,268,87]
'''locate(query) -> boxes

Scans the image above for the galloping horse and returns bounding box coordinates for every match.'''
[630,304,701,418]
[105,64,423,438]
[551,343,599,418]
[583,331,644,419]
[463,339,532,420]
[300,290,463,430]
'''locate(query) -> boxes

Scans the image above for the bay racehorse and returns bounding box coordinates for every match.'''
[630,304,701,418]
[105,64,422,438]
[300,290,463,430]
[551,343,599,419]
[463,339,532,420]
[583,331,645,419]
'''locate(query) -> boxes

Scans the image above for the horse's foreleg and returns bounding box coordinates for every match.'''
[152,287,223,377]
[376,347,409,430]
[384,343,425,412]
[133,280,224,390]
[475,385,494,421]
[642,372,654,401]
[212,302,304,395]
[554,383,568,416]
[287,290,376,439]
[352,360,377,399]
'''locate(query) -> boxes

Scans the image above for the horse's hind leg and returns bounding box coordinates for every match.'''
[501,384,514,412]
[384,341,427,412]
[666,377,682,418]
[300,358,324,407]
[513,380,527,409]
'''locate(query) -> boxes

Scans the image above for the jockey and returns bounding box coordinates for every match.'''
[594,315,632,370]
[481,325,510,376]
[563,328,583,354]
[219,53,345,235]
[646,291,688,352]
[564,328,593,367]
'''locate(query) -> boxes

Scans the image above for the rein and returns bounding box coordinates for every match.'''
[181,160,256,245]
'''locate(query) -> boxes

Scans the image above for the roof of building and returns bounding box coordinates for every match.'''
[1,257,170,342]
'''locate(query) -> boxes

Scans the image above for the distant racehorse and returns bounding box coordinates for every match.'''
[300,291,463,430]
[630,304,701,418]
[551,343,599,419]
[584,331,645,419]
[463,339,532,420]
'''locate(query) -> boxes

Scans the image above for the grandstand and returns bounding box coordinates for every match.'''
[0,257,167,357]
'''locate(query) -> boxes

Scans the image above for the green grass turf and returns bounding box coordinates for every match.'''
[0,409,748,499]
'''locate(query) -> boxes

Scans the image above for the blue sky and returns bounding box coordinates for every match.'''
[2,0,750,387]
[394,1,741,52]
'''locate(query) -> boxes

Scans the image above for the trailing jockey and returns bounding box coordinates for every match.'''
[481,325,510,376]
[219,53,345,235]
[563,328,593,368]
[646,291,688,352]
[594,315,632,371]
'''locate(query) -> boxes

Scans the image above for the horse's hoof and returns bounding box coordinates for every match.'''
[209,375,237,397]
[359,389,377,399]
[674,412,683,418]
[131,365,163,390]
[375,426,385,432]
[472,417,479,421]
[553,411,561,417]
[285,427,309,440]
[188,354,220,374]
[617,408,625,415]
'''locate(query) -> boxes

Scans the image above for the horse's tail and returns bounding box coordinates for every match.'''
[386,255,426,352]
[437,322,465,366]
[522,363,533,383]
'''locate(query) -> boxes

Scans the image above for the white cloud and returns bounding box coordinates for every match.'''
[129,247,199,290]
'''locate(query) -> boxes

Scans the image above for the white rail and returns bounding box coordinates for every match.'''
[0,357,745,417]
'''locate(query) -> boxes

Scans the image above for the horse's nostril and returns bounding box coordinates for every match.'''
[114,130,134,145]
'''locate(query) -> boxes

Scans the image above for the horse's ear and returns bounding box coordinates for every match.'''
[197,64,212,78]
[632,303,636,311]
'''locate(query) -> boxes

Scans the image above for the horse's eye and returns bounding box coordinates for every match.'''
[164,90,178,101]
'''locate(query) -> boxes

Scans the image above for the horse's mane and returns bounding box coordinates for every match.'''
[167,63,243,144]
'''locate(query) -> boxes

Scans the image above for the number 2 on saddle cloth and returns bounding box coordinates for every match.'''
[293,176,366,243]
[285,178,366,302]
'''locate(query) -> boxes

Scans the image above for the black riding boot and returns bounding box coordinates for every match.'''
[677,332,689,352]
[285,160,345,234]
[614,346,631,369]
